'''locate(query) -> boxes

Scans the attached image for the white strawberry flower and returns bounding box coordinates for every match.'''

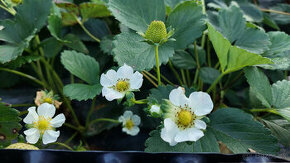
[118,111,141,136]
[23,103,66,145]
[161,87,213,146]
[0,26,4,30]
[100,64,143,101]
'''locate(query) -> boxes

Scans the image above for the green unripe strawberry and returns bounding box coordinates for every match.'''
[6,143,39,150]
[145,20,168,44]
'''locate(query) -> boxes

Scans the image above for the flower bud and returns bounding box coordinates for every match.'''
[145,20,168,43]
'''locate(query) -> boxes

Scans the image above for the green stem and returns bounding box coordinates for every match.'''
[155,45,161,85]
[180,69,187,86]
[0,68,45,87]
[49,142,73,151]
[11,104,34,108]
[85,97,97,128]
[168,60,183,85]
[186,70,191,86]
[64,132,78,145]
[249,108,279,115]
[89,118,120,127]
[42,59,81,127]
[64,123,82,132]
[206,37,212,67]
[19,110,28,116]
[193,41,201,86]
[153,68,175,85]
[141,72,158,87]
[207,73,225,93]
[73,15,100,43]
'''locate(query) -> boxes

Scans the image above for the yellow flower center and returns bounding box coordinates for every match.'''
[178,110,193,127]
[43,97,53,104]
[33,116,52,134]
[116,80,130,92]
[125,119,134,130]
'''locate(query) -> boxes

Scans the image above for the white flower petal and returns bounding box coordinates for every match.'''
[37,103,56,118]
[123,111,133,119]
[23,107,39,124]
[118,116,125,123]
[132,115,141,126]
[117,64,134,79]
[50,114,66,128]
[42,130,60,145]
[150,105,160,114]
[194,119,207,130]
[102,87,124,101]
[129,72,143,89]
[169,87,188,107]
[24,128,40,144]
[160,118,179,146]
[174,128,204,143]
[189,92,213,116]
[127,126,140,136]
[100,70,117,87]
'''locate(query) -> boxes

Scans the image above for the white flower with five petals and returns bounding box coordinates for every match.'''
[118,111,141,136]
[100,64,143,101]
[161,87,213,146]
[23,103,66,145]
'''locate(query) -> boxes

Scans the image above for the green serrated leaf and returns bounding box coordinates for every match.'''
[272,80,290,109]
[47,14,63,41]
[108,0,166,32]
[113,31,174,71]
[0,0,51,63]
[244,67,272,108]
[207,23,273,73]
[0,103,22,145]
[260,32,290,70]
[171,50,196,70]
[263,119,290,146]
[41,37,63,58]
[63,83,101,101]
[63,34,88,54]
[200,67,221,84]
[209,3,270,54]
[61,50,100,85]
[210,108,279,154]
[276,108,290,123]
[166,1,206,49]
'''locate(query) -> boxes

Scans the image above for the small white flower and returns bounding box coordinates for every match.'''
[118,111,141,136]
[23,103,66,145]
[150,105,161,114]
[0,26,4,30]
[100,64,143,101]
[161,87,213,146]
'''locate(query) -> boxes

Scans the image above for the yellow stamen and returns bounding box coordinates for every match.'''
[125,119,134,130]
[178,110,193,127]
[116,80,130,92]
[33,116,52,134]
[43,97,53,104]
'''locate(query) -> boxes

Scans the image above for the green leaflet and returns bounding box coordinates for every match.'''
[112,32,174,71]
[210,108,279,154]
[171,50,196,70]
[0,103,22,145]
[272,80,290,109]
[244,67,272,108]
[64,84,102,101]
[61,50,100,85]
[260,31,290,70]
[166,1,206,49]
[0,0,52,63]
[200,67,221,84]
[207,23,273,74]
[209,3,270,54]
[79,2,111,22]
[108,0,166,33]
[263,119,290,146]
